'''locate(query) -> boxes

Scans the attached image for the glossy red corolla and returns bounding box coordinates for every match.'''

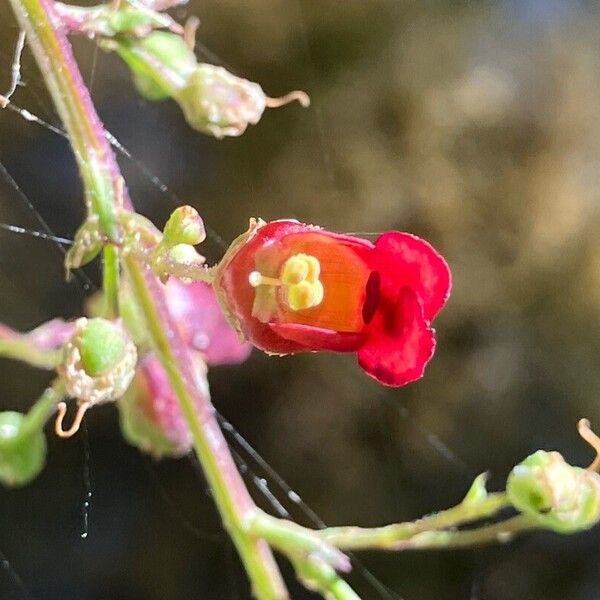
[213,219,451,387]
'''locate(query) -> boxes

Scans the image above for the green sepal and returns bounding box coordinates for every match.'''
[162,206,205,247]
[0,412,46,487]
[175,65,265,137]
[65,217,102,273]
[109,31,197,101]
[507,450,600,534]
[462,473,489,506]
[106,6,174,36]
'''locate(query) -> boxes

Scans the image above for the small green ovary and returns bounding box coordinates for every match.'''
[78,319,126,376]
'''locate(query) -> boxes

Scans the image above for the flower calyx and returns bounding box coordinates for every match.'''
[57,317,137,411]
[105,29,310,138]
[506,420,600,534]
[118,353,210,458]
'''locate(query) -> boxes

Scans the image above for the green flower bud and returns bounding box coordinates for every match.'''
[507,450,600,533]
[0,411,46,487]
[167,243,204,265]
[118,354,209,458]
[105,32,309,137]
[108,31,197,101]
[162,206,206,247]
[57,318,137,405]
[65,216,102,273]
[176,64,268,138]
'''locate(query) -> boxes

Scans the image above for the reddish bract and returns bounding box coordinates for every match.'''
[213,220,451,387]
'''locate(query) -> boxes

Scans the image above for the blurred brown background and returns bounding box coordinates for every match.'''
[0,0,599,598]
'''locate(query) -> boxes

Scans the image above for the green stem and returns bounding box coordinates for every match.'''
[248,510,351,573]
[102,245,120,317]
[290,556,361,600]
[8,0,122,310]
[393,515,534,550]
[318,493,510,550]
[20,379,65,440]
[246,490,520,558]
[248,512,357,600]
[125,257,288,599]
[0,339,61,370]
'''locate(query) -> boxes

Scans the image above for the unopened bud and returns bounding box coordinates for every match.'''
[108,31,197,101]
[162,206,206,247]
[118,354,209,458]
[65,216,102,273]
[507,450,600,533]
[107,32,309,138]
[176,65,268,138]
[57,318,137,405]
[0,411,46,487]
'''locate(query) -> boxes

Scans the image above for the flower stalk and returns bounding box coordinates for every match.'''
[0,321,70,369]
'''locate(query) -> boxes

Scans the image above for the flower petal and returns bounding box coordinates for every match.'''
[268,322,364,352]
[374,232,451,321]
[165,279,251,366]
[357,287,436,386]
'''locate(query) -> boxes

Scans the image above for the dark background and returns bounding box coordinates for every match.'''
[1,0,600,598]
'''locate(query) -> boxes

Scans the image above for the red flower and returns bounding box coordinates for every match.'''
[213,219,451,387]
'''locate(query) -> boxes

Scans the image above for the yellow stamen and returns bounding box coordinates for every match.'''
[281,253,321,285]
[286,280,324,311]
[249,271,281,287]
[250,253,325,311]
[281,255,309,285]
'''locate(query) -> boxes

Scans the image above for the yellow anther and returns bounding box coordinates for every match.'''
[281,255,309,285]
[281,253,321,285]
[250,253,324,311]
[286,280,324,311]
[304,255,321,282]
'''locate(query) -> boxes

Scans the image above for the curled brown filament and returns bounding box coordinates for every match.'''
[54,401,90,439]
[265,91,311,109]
[578,418,600,472]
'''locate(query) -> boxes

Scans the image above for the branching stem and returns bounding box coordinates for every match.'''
[8,1,288,597]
